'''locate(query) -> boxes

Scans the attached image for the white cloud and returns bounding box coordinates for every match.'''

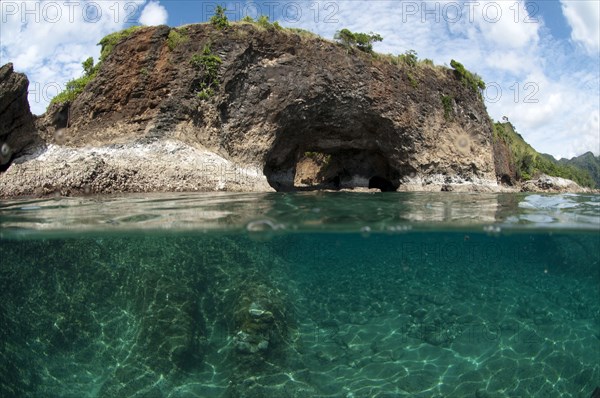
[453,0,540,50]
[0,0,147,114]
[139,1,168,26]
[565,111,600,159]
[560,0,600,54]
[283,0,598,157]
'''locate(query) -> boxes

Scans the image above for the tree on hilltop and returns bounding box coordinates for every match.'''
[334,29,382,53]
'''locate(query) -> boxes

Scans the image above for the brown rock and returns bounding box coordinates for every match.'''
[1,24,501,196]
[0,63,38,166]
[492,137,516,185]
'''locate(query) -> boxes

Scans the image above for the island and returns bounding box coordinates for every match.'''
[1,17,597,197]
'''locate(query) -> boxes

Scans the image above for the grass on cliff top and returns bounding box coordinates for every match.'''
[494,122,595,187]
[98,26,144,63]
[49,73,95,105]
[50,26,144,107]
[169,17,458,82]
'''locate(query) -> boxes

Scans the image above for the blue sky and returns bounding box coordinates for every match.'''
[1,0,598,159]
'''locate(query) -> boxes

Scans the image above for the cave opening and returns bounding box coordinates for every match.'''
[0,156,13,172]
[332,175,341,189]
[500,174,513,186]
[264,145,402,192]
[368,176,396,192]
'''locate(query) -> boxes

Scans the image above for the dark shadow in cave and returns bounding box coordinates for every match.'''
[368,176,396,192]
[0,154,14,172]
[500,174,513,186]
[264,146,403,192]
[332,175,341,190]
[261,109,411,192]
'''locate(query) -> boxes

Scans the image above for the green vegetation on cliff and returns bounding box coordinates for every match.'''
[190,45,222,99]
[334,29,383,53]
[49,57,97,105]
[256,15,282,30]
[545,151,600,188]
[50,26,143,107]
[99,26,143,63]
[237,14,282,30]
[167,27,190,50]
[450,59,485,93]
[494,122,595,187]
[441,95,453,121]
[210,6,230,29]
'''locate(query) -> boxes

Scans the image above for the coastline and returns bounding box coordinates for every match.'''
[0,24,597,198]
[1,139,595,198]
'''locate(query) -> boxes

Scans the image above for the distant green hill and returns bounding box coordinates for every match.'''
[493,122,596,188]
[556,152,600,188]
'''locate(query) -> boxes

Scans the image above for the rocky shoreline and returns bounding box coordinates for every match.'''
[2,138,591,197]
[0,140,270,197]
[0,24,595,198]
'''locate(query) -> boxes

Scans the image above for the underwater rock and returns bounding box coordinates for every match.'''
[232,298,279,357]
[249,301,272,318]
[233,330,269,354]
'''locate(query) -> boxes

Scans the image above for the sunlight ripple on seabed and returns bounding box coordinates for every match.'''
[0,192,598,397]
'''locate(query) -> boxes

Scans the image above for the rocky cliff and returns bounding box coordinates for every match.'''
[0,63,37,169]
[492,122,596,191]
[1,23,501,196]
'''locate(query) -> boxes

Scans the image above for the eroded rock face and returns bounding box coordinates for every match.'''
[0,63,37,167]
[2,24,500,195]
[492,138,517,186]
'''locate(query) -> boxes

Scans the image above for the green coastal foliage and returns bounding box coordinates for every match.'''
[557,152,600,188]
[99,26,143,63]
[237,14,281,30]
[256,15,282,30]
[334,29,383,53]
[399,49,418,67]
[190,45,222,100]
[382,50,436,73]
[210,6,230,29]
[285,27,319,39]
[494,122,595,187]
[82,57,96,76]
[50,26,143,106]
[441,95,453,121]
[450,59,486,93]
[167,27,190,50]
[50,57,97,106]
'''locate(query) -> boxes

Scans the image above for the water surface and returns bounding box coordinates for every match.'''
[1,192,599,397]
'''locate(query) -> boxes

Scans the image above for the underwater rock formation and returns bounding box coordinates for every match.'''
[0,235,298,397]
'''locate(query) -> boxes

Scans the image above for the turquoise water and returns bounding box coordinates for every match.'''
[1,192,599,397]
